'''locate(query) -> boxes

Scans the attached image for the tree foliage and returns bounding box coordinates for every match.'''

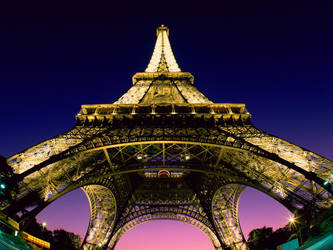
[247,225,296,250]
[53,229,81,250]
[247,226,273,249]
[24,218,82,250]
[0,155,18,205]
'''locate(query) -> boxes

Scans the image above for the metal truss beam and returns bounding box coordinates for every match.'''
[212,184,247,250]
[5,128,333,250]
[82,185,117,249]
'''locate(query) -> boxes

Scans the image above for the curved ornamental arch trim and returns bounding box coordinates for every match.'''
[108,214,222,250]
[11,124,332,193]
[12,135,333,205]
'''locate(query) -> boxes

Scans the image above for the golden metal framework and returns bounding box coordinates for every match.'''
[4,25,333,250]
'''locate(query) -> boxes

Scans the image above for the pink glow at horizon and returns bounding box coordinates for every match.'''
[115,220,215,250]
[36,186,291,249]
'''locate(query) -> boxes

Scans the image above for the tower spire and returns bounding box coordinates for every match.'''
[114,25,212,105]
[145,25,181,72]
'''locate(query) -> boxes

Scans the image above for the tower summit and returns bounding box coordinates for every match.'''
[145,24,181,73]
[6,25,333,250]
[115,25,213,104]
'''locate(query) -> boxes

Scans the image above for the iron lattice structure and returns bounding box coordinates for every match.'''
[4,25,333,250]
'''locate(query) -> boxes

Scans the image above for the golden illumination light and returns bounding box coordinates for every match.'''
[145,25,181,73]
[288,216,295,224]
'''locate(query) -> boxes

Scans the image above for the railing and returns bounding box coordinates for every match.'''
[78,103,249,116]
[20,231,50,249]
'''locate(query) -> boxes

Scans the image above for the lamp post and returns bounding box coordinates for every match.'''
[42,222,47,232]
[289,215,302,246]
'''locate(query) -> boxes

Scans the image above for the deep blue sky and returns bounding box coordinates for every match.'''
[0,2,332,247]
[1,2,332,160]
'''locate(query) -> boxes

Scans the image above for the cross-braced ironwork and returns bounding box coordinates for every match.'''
[4,25,333,249]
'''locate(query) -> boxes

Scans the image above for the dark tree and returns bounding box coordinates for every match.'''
[0,155,18,205]
[247,226,274,250]
[52,229,81,250]
[268,226,296,248]
[246,224,299,249]
[24,218,82,249]
[24,217,54,243]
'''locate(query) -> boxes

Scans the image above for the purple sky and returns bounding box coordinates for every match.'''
[1,2,333,249]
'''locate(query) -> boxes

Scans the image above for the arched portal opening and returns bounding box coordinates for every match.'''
[35,184,117,249]
[211,182,294,249]
[114,220,215,250]
[36,188,90,242]
[238,186,292,240]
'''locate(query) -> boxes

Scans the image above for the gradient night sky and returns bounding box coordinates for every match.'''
[0,2,332,249]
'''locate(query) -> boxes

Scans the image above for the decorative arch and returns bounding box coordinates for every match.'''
[210,182,295,250]
[7,181,117,249]
[9,139,332,212]
[108,213,221,250]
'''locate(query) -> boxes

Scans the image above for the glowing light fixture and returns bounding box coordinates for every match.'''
[185,153,191,161]
[136,154,143,160]
[158,170,171,177]
[288,216,295,223]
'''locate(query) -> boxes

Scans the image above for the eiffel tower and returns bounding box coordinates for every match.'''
[4,25,333,250]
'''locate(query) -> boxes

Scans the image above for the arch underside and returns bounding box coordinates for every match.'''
[77,181,247,250]
[5,124,333,249]
[212,184,246,249]
[81,185,117,248]
[106,175,223,249]
[9,138,332,214]
[110,214,221,250]
[8,125,333,181]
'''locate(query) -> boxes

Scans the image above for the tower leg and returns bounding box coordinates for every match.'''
[81,185,117,249]
[212,184,247,250]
